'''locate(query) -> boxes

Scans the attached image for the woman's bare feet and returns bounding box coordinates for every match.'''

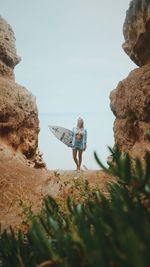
[77,165,80,171]
[75,164,80,171]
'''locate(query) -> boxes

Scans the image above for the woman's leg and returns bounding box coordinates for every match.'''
[72,149,78,170]
[78,150,83,170]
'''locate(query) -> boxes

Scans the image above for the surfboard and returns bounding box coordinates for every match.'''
[48,126,73,148]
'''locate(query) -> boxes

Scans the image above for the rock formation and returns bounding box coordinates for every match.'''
[123,0,150,66]
[110,0,150,161]
[0,16,45,168]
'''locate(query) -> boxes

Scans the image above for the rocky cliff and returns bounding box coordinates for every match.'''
[0,16,44,167]
[110,0,150,161]
[123,0,150,66]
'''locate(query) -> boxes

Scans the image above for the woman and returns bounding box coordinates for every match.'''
[72,117,87,171]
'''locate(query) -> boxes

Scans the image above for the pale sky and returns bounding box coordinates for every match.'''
[1,0,136,114]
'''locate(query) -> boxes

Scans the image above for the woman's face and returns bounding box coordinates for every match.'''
[77,119,83,128]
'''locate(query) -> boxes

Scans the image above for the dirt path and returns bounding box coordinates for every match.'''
[0,150,113,230]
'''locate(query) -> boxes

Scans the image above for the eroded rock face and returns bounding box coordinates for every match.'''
[0,16,45,167]
[0,77,39,156]
[123,0,150,66]
[110,62,150,158]
[110,1,150,161]
[110,64,150,122]
[0,16,21,68]
[0,16,21,79]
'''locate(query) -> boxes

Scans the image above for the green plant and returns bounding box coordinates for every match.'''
[145,129,150,142]
[94,146,150,195]
[18,199,34,230]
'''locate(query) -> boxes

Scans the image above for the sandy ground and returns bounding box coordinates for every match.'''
[0,148,113,230]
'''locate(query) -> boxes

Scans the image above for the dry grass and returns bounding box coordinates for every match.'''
[0,155,113,230]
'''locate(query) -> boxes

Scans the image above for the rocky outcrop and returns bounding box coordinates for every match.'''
[110,63,150,153]
[110,0,150,161]
[110,64,150,122]
[123,0,150,66]
[0,16,20,78]
[0,16,45,167]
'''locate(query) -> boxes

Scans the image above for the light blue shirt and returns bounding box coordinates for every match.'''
[72,127,87,149]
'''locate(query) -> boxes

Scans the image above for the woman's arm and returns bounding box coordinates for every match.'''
[84,129,87,143]
[84,129,87,150]
[71,127,75,146]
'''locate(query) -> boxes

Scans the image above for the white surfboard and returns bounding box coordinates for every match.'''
[49,126,73,148]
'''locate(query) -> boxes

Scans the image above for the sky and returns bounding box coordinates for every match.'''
[1,0,136,114]
[0,0,137,169]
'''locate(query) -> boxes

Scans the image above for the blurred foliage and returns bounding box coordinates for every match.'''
[0,147,150,267]
[146,129,150,142]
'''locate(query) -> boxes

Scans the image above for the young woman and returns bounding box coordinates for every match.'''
[72,117,87,171]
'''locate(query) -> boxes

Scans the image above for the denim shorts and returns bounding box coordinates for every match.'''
[72,140,84,150]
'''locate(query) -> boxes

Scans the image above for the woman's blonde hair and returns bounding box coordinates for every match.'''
[77,117,84,128]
